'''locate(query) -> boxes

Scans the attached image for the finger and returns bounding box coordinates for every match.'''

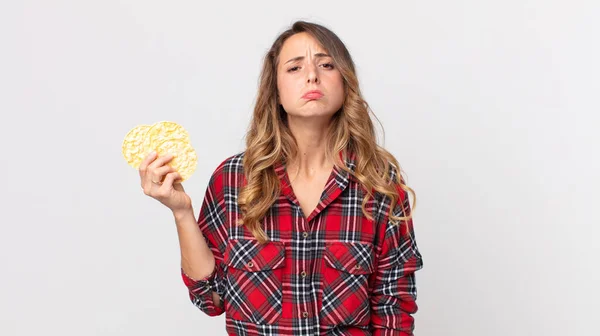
[143,153,174,188]
[160,171,181,189]
[138,151,157,178]
[147,153,174,172]
[145,169,175,196]
[151,165,176,184]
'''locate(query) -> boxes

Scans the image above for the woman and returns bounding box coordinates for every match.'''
[139,20,423,336]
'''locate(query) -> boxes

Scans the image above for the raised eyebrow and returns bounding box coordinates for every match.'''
[284,53,331,65]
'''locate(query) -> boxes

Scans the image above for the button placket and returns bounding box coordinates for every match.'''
[296,212,314,322]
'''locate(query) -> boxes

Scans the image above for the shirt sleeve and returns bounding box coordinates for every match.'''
[180,161,229,317]
[369,182,424,336]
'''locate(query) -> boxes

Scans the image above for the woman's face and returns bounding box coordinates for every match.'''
[276,32,344,121]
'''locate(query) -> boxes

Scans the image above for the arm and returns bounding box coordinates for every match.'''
[369,185,424,335]
[179,162,229,316]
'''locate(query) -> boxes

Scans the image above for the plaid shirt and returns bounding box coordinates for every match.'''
[181,150,424,335]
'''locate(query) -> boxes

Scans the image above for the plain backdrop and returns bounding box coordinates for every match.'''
[1,1,598,335]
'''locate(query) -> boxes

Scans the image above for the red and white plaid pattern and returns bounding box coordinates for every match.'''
[181,150,423,335]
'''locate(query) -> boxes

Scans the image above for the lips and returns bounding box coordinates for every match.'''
[302,90,324,100]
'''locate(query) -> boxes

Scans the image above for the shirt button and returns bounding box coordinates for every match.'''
[300,271,307,278]
[354,263,361,269]
[247,261,254,268]
[302,311,309,318]
[302,231,309,238]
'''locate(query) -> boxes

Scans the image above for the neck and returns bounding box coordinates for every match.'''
[286,116,333,179]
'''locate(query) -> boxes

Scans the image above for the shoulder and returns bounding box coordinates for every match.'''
[215,151,245,172]
[206,151,246,184]
[369,160,410,218]
[370,160,404,199]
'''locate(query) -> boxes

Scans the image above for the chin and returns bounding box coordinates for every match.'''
[289,109,337,119]
[289,103,338,116]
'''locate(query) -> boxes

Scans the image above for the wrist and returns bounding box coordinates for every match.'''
[172,207,194,221]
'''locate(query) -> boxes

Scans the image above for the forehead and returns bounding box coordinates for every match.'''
[279,32,327,58]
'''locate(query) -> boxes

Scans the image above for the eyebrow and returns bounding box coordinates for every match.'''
[284,53,331,65]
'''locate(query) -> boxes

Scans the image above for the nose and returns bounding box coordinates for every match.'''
[306,63,319,84]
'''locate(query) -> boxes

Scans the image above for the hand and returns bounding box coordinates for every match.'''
[139,151,192,214]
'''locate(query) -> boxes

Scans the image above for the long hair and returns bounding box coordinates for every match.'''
[238,20,416,244]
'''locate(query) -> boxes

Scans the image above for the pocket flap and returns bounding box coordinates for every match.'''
[324,241,375,275]
[224,239,286,272]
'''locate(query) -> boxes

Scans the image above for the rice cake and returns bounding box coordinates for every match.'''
[154,138,198,181]
[146,121,190,149]
[121,124,151,168]
[122,121,197,181]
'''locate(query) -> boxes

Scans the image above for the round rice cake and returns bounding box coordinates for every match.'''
[154,138,198,181]
[147,121,190,149]
[122,124,151,168]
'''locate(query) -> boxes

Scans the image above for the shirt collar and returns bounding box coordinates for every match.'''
[274,149,357,222]
[273,149,357,188]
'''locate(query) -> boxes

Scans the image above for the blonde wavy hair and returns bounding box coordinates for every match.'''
[238,20,416,244]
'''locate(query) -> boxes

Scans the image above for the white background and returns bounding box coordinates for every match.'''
[1,1,598,335]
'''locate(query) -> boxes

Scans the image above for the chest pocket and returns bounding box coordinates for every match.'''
[224,238,286,325]
[320,241,375,326]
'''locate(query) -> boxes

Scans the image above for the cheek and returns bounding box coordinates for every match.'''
[278,78,301,103]
[329,74,345,102]
[278,84,290,103]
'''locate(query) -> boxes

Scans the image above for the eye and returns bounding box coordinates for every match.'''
[321,63,335,69]
[287,66,300,72]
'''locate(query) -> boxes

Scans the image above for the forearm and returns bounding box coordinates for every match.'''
[173,209,216,280]
[178,164,228,315]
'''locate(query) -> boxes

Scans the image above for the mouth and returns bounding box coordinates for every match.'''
[302,90,324,100]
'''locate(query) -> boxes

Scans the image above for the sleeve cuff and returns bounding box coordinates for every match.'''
[180,266,225,316]
[181,266,217,292]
